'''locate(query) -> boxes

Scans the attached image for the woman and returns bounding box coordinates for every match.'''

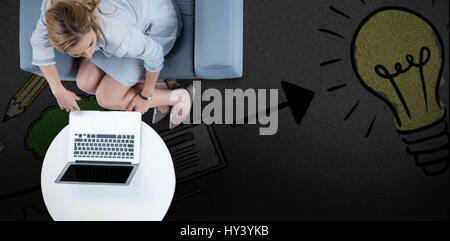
[30,0,193,129]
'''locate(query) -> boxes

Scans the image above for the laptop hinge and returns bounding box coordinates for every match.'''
[75,161,133,165]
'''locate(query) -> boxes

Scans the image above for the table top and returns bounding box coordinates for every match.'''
[41,122,176,221]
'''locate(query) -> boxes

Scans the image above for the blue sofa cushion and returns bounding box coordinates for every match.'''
[161,0,195,79]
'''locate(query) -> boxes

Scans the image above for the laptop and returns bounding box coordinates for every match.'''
[55,111,142,186]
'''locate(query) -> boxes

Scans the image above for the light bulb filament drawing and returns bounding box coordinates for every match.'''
[374,46,432,119]
[351,7,448,175]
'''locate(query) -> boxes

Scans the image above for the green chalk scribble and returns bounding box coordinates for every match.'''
[23,205,53,221]
[24,96,106,161]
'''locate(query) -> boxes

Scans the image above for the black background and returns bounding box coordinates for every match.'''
[0,0,448,220]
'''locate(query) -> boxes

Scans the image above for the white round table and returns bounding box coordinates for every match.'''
[41,122,176,221]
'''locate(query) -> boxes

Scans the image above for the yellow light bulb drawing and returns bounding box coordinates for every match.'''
[351,7,449,175]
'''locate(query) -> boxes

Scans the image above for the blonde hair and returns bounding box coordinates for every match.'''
[46,0,104,53]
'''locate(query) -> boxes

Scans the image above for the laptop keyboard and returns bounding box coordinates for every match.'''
[73,133,135,159]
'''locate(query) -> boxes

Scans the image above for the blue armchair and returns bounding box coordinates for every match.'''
[19,0,243,81]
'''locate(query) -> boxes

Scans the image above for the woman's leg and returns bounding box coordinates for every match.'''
[154,81,170,114]
[95,75,188,111]
[76,59,105,95]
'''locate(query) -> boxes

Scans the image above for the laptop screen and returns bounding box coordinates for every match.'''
[60,164,134,184]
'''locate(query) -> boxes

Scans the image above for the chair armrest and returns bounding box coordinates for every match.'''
[19,0,43,76]
[194,0,243,79]
[19,0,77,81]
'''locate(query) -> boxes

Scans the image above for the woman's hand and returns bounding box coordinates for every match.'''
[127,70,159,114]
[126,94,151,115]
[40,64,80,112]
[53,87,81,112]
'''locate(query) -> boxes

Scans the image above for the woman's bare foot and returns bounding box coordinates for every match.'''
[154,81,170,114]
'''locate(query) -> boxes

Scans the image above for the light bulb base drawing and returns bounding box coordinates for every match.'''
[399,115,449,176]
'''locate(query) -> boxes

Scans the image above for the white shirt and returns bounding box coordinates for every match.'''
[30,0,179,72]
